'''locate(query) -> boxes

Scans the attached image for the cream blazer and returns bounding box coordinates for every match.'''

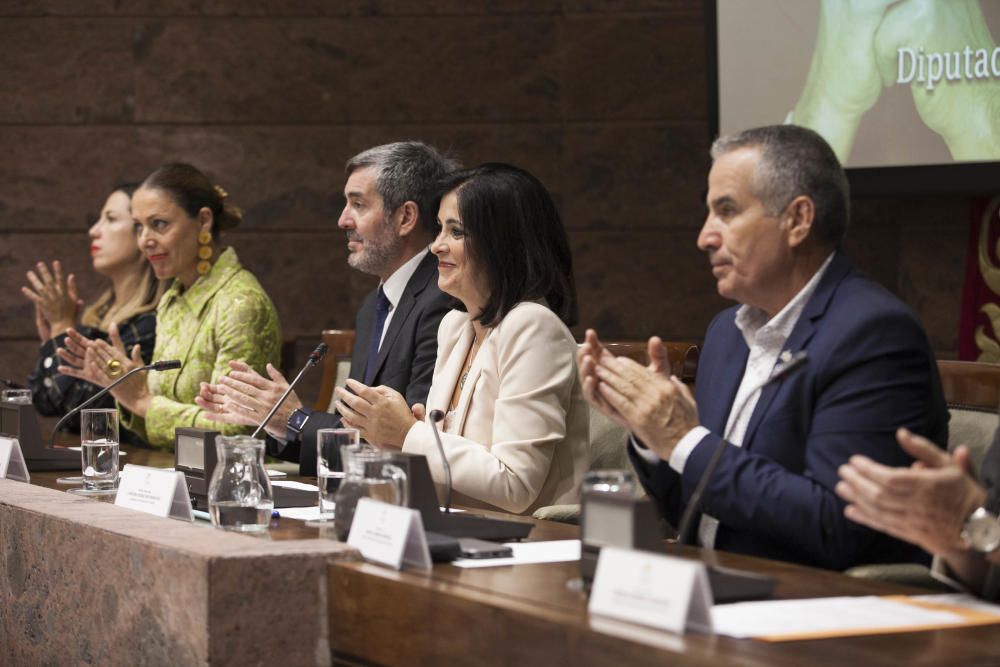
[402,302,589,515]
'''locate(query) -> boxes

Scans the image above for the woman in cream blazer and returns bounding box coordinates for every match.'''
[337,163,589,515]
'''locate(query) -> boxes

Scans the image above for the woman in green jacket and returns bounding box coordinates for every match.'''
[59,163,281,449]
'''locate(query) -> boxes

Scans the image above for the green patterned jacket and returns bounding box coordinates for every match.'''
[121,247,282,448]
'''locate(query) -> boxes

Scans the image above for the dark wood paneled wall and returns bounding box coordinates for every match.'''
[0,1,967,401]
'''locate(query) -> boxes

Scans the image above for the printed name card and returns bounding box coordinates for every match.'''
[114,464,193,521]
[347,497,432,572]
[0,437,30,482]
[588,546,713,634]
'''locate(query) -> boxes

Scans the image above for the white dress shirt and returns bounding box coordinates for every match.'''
[633,253,834,548]
[377,248,430,350]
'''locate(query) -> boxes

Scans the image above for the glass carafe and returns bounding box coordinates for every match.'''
[207,435,274,532]
[333,444,408,541]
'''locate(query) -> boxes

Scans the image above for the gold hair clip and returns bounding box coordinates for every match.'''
[214,185,229,200]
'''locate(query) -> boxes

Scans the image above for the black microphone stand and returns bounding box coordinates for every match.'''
[428,409,453,513]
[251,343,327,439]
[49,359,182,446]
[669,351,808,603]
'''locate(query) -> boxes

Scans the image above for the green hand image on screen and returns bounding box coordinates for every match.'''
[717,0,1000,168]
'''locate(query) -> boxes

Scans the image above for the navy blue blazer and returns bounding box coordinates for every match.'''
[630,251,949,570]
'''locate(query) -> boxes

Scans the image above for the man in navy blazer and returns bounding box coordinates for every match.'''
[196,142,454,475]
[579,125,948,570]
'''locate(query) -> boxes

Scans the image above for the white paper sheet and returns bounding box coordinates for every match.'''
[271,480,319,491]
[451,539,581,568]
[278,506,325,521]
[711,595,967,639]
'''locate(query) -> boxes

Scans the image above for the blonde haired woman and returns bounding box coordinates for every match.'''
[24,183,164,442]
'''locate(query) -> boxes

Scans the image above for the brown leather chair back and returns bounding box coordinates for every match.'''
[938,360,1000,412]
[937,360,1000,474]
[314,330,356,412]
[601,341,700,383]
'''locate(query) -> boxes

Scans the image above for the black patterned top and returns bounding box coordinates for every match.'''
[28,311,157,444]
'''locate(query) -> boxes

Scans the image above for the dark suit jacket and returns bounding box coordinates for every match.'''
[630,251,949,570]
[979,429,1000,599]
[273,251,451,475]
[984,428,1000,513]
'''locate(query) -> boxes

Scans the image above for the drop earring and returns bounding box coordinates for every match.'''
[197,230,213,275]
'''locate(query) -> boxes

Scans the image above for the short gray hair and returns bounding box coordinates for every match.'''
[711,125,849,248]
[346,141,459,235]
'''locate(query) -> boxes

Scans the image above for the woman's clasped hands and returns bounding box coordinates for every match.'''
[56,323,151,414]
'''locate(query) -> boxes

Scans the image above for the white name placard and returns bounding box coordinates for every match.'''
[0,437,30,483]
[114,464,193,521]
[347,497,432,572]
[588,547,713,634]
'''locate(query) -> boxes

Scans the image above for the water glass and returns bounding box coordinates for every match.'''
[311,428,358,525]
[333,443,408,541]
[1,388,31,404]
[581,469,637,497]
[80,408,119,492]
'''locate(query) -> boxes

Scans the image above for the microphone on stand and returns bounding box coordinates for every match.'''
[251,343,327,439]
[674,350,809,548]
[662,351,808,602]
[407,406,530,546]
[428,409,453,513]
[49,359,182,446]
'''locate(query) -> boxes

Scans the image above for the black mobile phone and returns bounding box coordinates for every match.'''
[457,537,513,559]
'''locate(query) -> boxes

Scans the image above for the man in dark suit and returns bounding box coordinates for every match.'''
[578,124,948,570]
[196,142,455,474]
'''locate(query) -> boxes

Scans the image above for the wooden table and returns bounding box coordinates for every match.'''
[327,516,1000,667]
[25,448,1000,666]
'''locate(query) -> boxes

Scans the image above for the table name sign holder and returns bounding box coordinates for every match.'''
[347,497,433,572]
[115,463,194,521]
[0,400,78,471]
[580,491,776,604]
[174,427,318,510]
[0,435,30,482]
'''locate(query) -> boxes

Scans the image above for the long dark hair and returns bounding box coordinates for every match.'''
[438,163,577,327]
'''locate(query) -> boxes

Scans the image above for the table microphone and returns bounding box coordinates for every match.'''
[49,359,182,445]
[428,409,453,513]
[251,343,327,439]
[408,411,531,541]
[675,350,809,548]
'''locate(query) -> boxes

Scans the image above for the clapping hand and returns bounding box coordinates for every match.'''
[335,379,415,449]
[21,260,83,342]
[578,329,698,461]
[837,428,988,556]
[57,324,149,415]
[195,361,301,439]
